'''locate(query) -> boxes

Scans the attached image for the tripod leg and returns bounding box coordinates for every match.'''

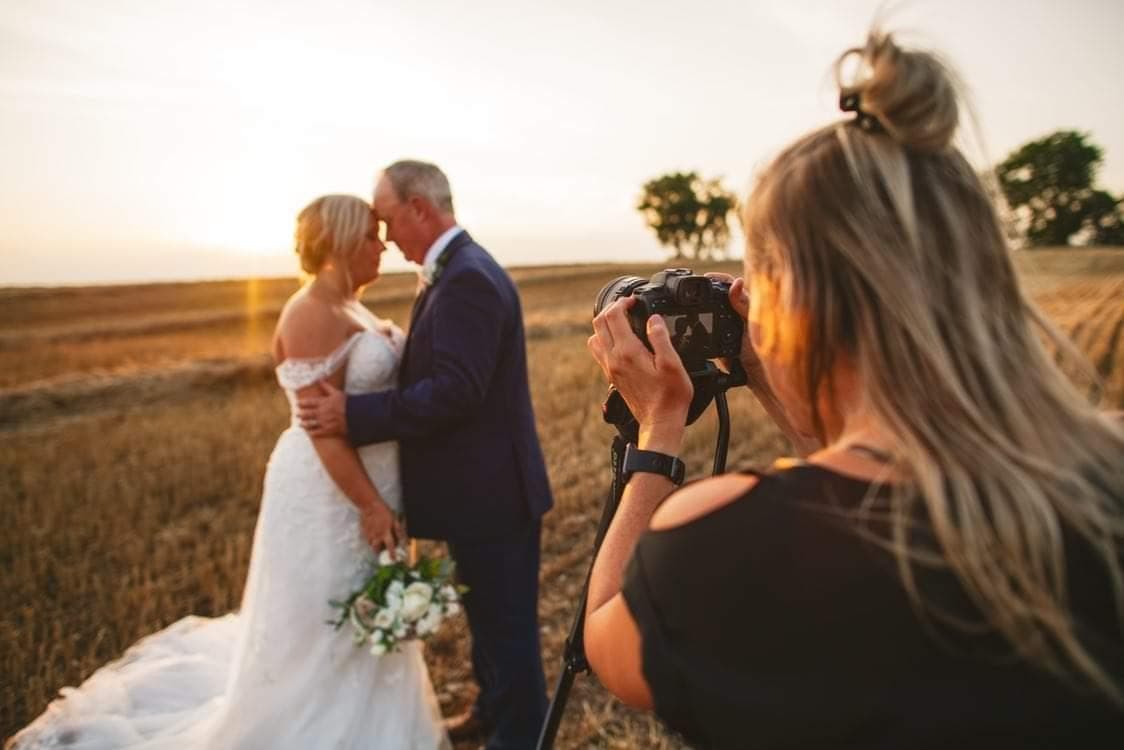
[537,383,733,746]
[536,662,576,750]
[536,432,633,749]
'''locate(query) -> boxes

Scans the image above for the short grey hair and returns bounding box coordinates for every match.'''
[383,160,455,215]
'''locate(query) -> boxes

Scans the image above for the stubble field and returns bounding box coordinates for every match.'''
[2,250,1123,747]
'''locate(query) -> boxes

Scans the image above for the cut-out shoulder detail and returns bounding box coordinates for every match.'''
[649,473,759,531]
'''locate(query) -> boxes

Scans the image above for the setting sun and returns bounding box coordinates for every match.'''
[193,200,295,258]
[4,2,1121,285]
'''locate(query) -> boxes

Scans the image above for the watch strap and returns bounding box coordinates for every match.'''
[623,443,686,486]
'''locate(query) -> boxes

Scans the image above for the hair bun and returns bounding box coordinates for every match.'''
[295,203,330,275]
[836,31,959,152]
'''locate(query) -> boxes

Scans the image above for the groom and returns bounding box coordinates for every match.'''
[299,160,553,748]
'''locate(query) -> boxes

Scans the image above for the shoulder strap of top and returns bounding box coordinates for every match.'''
[275,331,364,391]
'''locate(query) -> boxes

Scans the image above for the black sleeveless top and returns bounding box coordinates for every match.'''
[621,464,1124,748]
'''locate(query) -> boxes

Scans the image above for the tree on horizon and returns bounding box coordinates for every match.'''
[637,172,736,260]
[997,130,1123,247]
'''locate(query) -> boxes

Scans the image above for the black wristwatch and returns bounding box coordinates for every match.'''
[622,443,686,486]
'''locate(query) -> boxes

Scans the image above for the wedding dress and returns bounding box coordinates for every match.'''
[9,327,451,750]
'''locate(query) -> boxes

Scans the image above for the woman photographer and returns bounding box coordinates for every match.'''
[584,30,1124,748]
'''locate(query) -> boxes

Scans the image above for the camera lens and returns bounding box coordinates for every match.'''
[593,276,647,317]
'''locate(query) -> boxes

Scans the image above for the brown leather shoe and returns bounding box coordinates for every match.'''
[443,710,492,743]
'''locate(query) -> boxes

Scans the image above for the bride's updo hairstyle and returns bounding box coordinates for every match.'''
[294,195,371,276]
[743,30,1124,703]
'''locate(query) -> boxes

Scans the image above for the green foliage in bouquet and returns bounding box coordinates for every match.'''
[329,547,467,655]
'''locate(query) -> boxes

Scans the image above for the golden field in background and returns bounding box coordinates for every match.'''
[2,250,1123,747]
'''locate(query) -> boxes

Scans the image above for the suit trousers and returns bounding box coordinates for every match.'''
[449,518,548,749]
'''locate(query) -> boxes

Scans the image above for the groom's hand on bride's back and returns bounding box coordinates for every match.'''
[298,380,347,438]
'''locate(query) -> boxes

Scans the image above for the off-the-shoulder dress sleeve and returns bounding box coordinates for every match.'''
[275,332,364,391]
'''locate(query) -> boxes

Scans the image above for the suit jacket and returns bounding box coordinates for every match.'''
[346,231,554,541]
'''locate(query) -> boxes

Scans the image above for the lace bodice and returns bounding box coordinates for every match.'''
[275,326,406,426]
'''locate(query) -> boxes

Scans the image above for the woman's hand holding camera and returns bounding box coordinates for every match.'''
[588,297,693,453]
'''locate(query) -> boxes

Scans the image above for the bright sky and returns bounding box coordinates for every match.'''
[2,0,1122,285]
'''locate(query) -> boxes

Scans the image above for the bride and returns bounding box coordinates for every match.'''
[9,195,451,750]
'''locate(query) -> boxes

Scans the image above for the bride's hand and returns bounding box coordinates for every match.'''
[359,501,404,553]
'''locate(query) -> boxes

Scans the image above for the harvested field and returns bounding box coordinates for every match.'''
[2,250,1123,747]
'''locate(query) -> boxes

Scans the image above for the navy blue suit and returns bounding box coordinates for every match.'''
[347,230,552,748]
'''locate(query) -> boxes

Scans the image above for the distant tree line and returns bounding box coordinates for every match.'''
[638,130,1122,260]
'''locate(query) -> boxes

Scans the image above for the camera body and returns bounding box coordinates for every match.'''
[594,268,743,369]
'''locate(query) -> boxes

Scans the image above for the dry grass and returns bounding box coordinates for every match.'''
[0,265,640,389]
[2,250,1123,747]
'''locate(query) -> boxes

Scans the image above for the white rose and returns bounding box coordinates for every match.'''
[400,582,434,622]
[394,624,408,639]
[445,601,461,617]
[440,584,458,601]
[384,581,405,615]
[378,549,394,567]
[369,634,387,656]
[373,609,395,629]
[416,607,442,637]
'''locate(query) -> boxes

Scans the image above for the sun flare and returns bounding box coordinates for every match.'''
[189,193,298,259]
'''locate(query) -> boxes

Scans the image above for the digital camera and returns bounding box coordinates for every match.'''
[593,268,743,369]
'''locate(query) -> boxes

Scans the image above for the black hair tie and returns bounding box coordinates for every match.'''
[840,92,884,133]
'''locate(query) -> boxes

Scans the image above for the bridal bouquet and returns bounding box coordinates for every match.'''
[330,546,466,655]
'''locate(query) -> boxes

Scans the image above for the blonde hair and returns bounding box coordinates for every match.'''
[744,30,1124,703]
[294,194,371,275]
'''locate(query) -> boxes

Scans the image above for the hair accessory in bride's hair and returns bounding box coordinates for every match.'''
[840,92,884,133]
